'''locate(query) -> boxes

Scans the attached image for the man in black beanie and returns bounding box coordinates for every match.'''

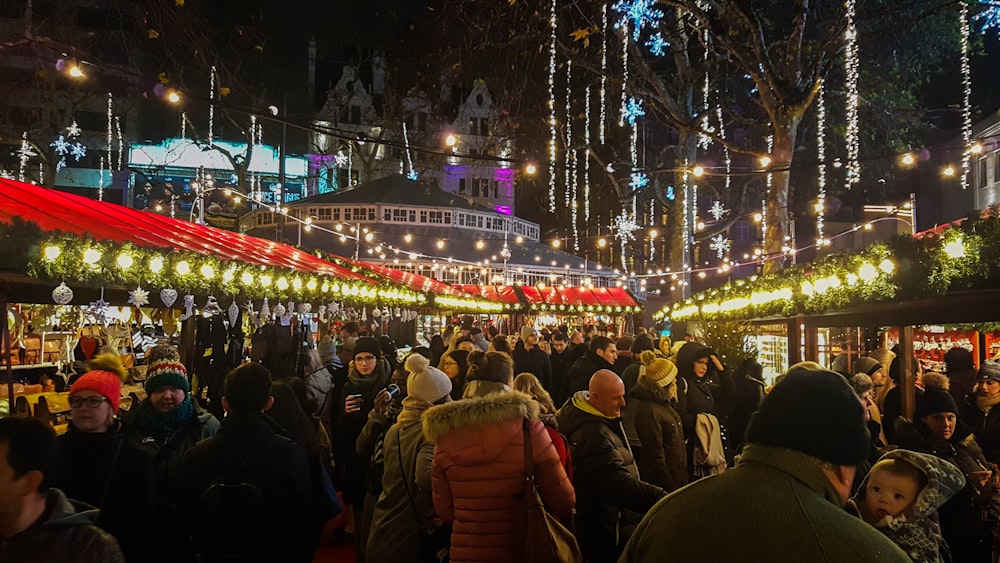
[621,366,909,562]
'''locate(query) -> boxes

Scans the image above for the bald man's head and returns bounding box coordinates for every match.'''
[588,369,626,418]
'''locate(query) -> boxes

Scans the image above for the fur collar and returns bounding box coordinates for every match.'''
[423,391,539,443]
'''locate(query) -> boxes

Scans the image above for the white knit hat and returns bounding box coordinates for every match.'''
[405,354,452,403]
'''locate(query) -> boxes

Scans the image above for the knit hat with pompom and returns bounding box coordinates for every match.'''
[405,354,452,403]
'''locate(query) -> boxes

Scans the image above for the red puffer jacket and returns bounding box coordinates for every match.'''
[423,391,576,563]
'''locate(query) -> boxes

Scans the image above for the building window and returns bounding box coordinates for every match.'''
[458,178,467,196]
[393,209,408,222]
[477,216,483,228]
[420,210,428,223]
[384,208,392,221]
[368,208,376,220]
[469,117,488,136]
[474,178,490,198]
[318,208,332,221]
[980,156,989,187]
[352,208,367,221]
[332,208,341,221]
[409,210,416,222]
[429,211,444,224]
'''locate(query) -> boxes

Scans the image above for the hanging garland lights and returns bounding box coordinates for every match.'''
[844,0,861,189]
[585,86,592,221]
[600,3,609,145]
[548,0,558,213]
[960,2,973,190]
[817,81,828,245]
[653,206,1000,323]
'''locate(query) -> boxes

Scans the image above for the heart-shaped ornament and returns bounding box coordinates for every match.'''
[160,288,178,308]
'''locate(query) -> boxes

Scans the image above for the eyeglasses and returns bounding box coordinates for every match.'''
[69,396,109,409]
[355,355,377,363]
[442,361,458,367]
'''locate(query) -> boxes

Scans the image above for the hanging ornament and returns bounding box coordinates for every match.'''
[382,307,390,319]
[301,303,313,314]
[394,307,402,318]
[328,302,340,315]
[361,307,368,322]
[710,234,732,259]
[708,200,729,221]
[128,287,150,308]
[273,304,286,317]
[229,300,240,326]
[160,288,178,308]
[372,307,382,319]
[52,282,74,305]
[260,298,271,321]
[181,294,195,321]
[88,289,110,326]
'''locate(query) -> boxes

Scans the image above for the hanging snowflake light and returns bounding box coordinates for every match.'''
[406,169,419,181]
[623,97,646,125]
[708,200,729,221]
[665,185,675,201]
[50,119,86,172]
[646,32,668,56]
[709,234,731,258]
[66,120,81,137]
[612,0,664,41]
[334,150,348,167]
[974,5,1000,34]
[612,209,640,272]
[629,172,649,192]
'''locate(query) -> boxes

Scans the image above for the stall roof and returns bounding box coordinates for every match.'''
[453,284,522,305]
[0,179,371,281]
[350,261,476,298]
[477,285,642,311]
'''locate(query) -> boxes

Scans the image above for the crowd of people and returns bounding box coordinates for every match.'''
[3,321,1000,562]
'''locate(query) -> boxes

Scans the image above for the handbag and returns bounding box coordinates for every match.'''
[518,418,583,563]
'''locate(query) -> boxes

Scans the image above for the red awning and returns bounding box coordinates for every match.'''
[351,261,476,298]
[454,284,522,305]
[0,179,371,281]
[461,285,640,310]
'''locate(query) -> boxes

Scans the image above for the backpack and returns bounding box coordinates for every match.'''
[192,439,270,562]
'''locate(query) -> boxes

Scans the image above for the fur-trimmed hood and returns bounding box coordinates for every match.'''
[853,449,965,524]
[423,390,540,444]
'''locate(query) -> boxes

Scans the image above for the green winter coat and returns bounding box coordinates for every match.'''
[620,445,911,563]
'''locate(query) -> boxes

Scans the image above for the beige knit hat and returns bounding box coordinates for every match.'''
[638,350,678,388]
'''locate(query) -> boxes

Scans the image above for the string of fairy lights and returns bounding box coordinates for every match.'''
[844,0,860,189]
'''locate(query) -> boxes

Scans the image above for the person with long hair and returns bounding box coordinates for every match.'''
[429,334,446,366]
[513,372,572,480]
[438,349,470,400]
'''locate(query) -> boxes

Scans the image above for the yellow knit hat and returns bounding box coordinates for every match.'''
[639,350,678,388]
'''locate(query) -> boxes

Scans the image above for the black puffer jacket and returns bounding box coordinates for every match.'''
[566,351,616,396]
[512,341,552,390]
[53,423,156,563]
[628,382,688,493]
[557,392,664,563]
[960,394,1000,465]
[331,360,390,504]
[0,488,125,563]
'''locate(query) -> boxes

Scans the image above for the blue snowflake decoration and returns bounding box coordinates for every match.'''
[406,169,419,181]
[629,172,649,191]
[613,0,664,41]
[665,185,676,201]
[646,32,669,56]
[624,97,646,125]
[69,142,86,160]
[974,5,1000,34]
[50,135,70,155]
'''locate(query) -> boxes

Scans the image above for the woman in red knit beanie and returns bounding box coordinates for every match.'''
[52,353,157,563]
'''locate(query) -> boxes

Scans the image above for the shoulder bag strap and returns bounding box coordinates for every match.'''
[396,425,427,531]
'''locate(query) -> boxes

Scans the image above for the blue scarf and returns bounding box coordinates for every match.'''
[136,395,195,441]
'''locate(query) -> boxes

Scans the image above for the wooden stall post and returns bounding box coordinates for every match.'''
[898,325,916,420]
[804,325,819,364]
[787,317,803,367]
[2,290,13,409]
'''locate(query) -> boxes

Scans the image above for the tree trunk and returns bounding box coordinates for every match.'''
[669,129,699,297]
[763,116,800,275]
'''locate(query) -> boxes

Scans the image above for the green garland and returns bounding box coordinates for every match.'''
[656,208,999,323]
[0,218,426,306]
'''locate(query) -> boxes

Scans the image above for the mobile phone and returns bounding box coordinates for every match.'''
[386,383,401,399]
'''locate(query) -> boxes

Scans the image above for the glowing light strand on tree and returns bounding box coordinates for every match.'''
[548,0,558,212]
[584,86,592,221]
[620,23,629,126]
[209,67,216,147]
[649,198,655,260]
[816,81,827,243]
[613,209,640,272]
[844,0,860,188]
[961,3,973,190]
[181,112,187,140]
[104,92,112,201]
[18,132,34,182]
[565,59,573,208]
[600,3,608,144]
[763,134,773,258]
[115,116,124,170]
[716,106,731,191]
[402,122,417,180]
[98,155,105,201]
[698,0,712,150]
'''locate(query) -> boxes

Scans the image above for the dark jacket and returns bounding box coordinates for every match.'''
[882,384,922,445]
[53,422,156,563]
[0,488,125,563]
[613,352,635,377]
[627,382,688,493]
[512,341,552,391]
[960,394,1000,465]
[620,445,910,562]
[896,418,1000,563]
[330,360,390,504]
[674,342,734,472]
[948,366,978,417]
[557,392,664,562]
[125,400,220,562]
[727,371,766,452]
[178,413,314,563]
[549,347,576,407]
[566,351,616,397]
[621,362,642,395]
